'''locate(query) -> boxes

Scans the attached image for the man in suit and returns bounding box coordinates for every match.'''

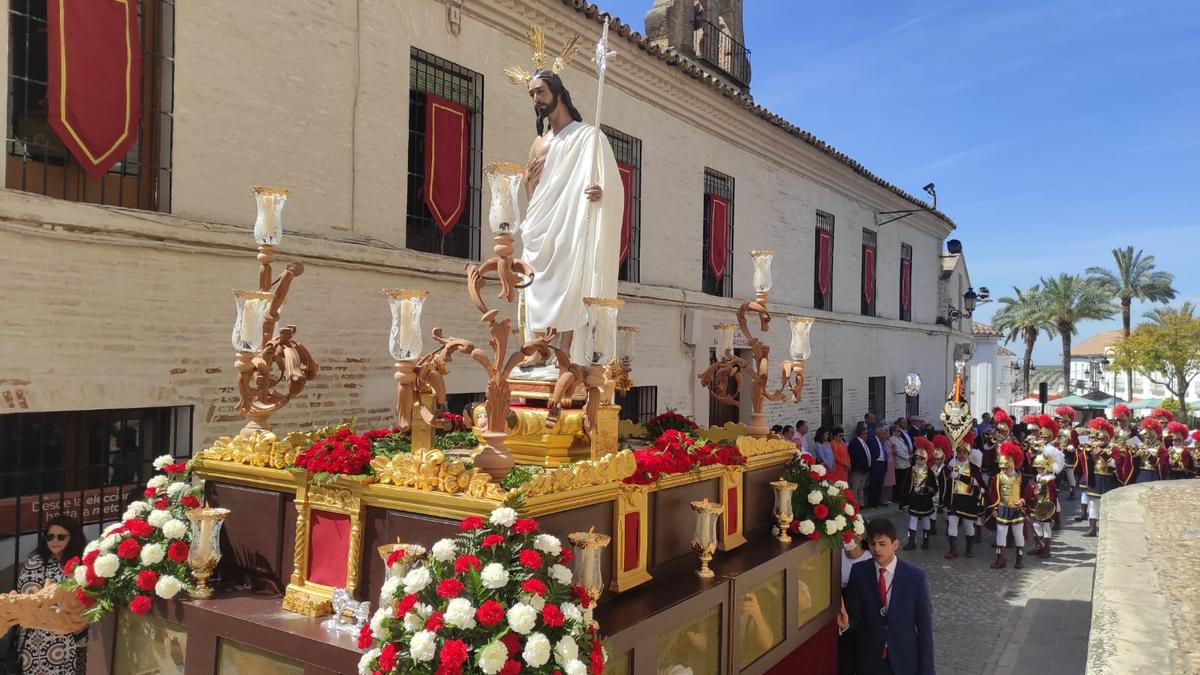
[867,424,890,508]
[848,422,873,505]
[894,417,914,508]
[838,518,935,675]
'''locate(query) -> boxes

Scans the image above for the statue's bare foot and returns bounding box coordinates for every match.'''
[518,354,547,369]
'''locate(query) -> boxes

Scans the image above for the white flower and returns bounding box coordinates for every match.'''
[147,509,171,528]
[812,464,827,476]
[507,602,537,634]
[83,541,99,555]
[490,507,517,528]
[140,543,165,566]
[527,594,546,611]
[380,576,401,603]
[155,575,183,599]
[534,534,562,556]
[477,641,509,674]
[147,475,168,490]
[445,597,477,629]
[431,538,457,562]
[167,482,188,498]
[73,565,88,586]
[554,635,579,665]
[827,486,841,497]
[564,659,588,675]
[523,632,551,667]
[798,520,816,535]
[844,504,856,517]
[358,648,380,675]
[825,519,839,535]
[561,602,583,624]
[548,563,573,586]
[854,519,866,535]
[583,606,594,626]
[807,490,823,505]
[102,523,123,537]
[402,566,431,595]
[161,519,187,540]
[834,515,847,530]
[402,610,424,632]
[126,501,151,516]
[410,630,437,662]
[481,562,509,589]
[834,480,849,489]
[93,553,120,578]
[153,455,174,470]
[99,535,119,552]
[120,509,139,522]
[370,606,391,636]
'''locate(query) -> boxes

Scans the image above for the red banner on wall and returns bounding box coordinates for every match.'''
[708,194,730,278]
[817,229,832,296]
[423,94,469,236]
[863,244,876,301]
[900,257,912,310]
[617,162,634,262]
[47,0,142,179]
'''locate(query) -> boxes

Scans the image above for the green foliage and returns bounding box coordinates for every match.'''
[1109,308,1200,411]
[500,464,544,490]
[372,433,412,457]
[435,429,479,451]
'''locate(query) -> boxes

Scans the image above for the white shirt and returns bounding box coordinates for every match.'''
[841,548,871,587]
[874,556,897,607]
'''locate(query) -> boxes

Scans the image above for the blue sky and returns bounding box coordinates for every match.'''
[596,0,1200,364]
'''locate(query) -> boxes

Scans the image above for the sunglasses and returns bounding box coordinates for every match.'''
[44,533,69,542]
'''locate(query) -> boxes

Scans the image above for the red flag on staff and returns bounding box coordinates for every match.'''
[617,161,634,262]
[817,229,833,296]
[900,257,912,310]
[708,194,730,278]
[422,93,470,236]
[863,244,876,301]
[47,0,142,178]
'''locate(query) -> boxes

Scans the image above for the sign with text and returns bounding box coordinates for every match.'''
[0,484,140,536]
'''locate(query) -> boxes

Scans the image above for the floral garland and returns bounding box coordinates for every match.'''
[60,456,201,620]
[643,410,698,439]
[780,452,865,550]
[295,426,375,482]
[623,429,745,485]
[358,507,605,675]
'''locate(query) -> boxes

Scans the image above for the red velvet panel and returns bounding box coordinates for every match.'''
[307,510,350,588]
[726,486,738,535]
[622,512,639,572]
[765,620,838,675]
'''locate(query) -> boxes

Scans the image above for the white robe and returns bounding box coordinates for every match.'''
[520,120,623,363]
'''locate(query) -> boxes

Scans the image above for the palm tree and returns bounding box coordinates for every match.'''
[1039,274,1118,394]
[1144,301,1195,325]
[1086,246,1177,397]
[991,285,1055,397]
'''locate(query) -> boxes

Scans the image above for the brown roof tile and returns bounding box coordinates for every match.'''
[1072,329,1124,357]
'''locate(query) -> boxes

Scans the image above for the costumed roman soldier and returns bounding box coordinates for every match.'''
[987,442,1030,569]
[1133,416,1170,483]
[944,435,985,560]
[904,437,937,551]
[983,408,1013,479]
[1029,447,1063,557]
[1165,421,1195,479]
[1110,403,1140,449]
[1081,418,1130,537]
[1053,405,1081,499]
[1190,430,1200,475]
[930,435,951,535]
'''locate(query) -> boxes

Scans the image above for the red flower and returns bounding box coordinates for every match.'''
[476,599,505,626]
[356,624,374,650]
[542,603,565,628]
[843,489,855,501]
[74,587,93,607]
[440,639,469,669]
[809,470,824,481]
[154,499,169,510]
[589,638,605,675]
[520,578,547,596]
[167,541,189,563]
[436,578,464,599]
[572,585,592,609]
[84,567,103,588]
[788,519,801,533]
[136,569,158,592]
[806,531,821,541]
[813,504,829,519]
[454,554,482,574]
[117,537,142,560]
[143,487,157,498]
[512,518,539,534]
[63,557,80,575]
[560,547,574,565]
[379,642,398,672]
[386,549,406,567]
[425,611,445,632]
[394,593,418,618]
[499,660,522,675]
[129,595,152,616]
[163,462,188,474]
[82,550,99,565]
[482,534,505,548]
[518,549,543,569]
[124,519,154,538]
[500,631,522,656]
[843,530,855,544]
[180,495,201,509]
[460,516,485,531]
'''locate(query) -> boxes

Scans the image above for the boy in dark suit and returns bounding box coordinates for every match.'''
[837,518,934,675]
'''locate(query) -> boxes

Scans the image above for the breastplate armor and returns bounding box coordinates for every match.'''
[953,463,973,495]
[1092,445,1114,475]
[1139,446,1160,471]
[998,473,1022,507]
[912,467,928,489]
[1169,447,1186,471]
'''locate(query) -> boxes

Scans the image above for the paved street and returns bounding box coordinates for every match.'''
[864,496,1097,675]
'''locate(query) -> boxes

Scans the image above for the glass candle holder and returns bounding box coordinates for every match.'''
[185,507,230,599]
[484,162,525,233]
[690,499,724,578]
[231,290,275,353]
[616,326,639,366]
[786,316,815,361]
[769,480,798,543]
[377,542,427,579]
[251,186,288,246]
[750,250,774,294]
[583,297,624,365]
[714,322,737,357]
[567,529,611,605]
[904,373,922,397]
[384,289,429,361]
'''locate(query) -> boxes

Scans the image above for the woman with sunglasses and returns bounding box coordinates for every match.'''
[17,515,87,674]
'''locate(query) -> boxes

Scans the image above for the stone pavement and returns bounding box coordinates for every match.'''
[864,497,1097,675]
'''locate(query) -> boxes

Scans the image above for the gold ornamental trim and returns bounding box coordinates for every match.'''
[648,464,731,492]
[251,185,289,198]
[370,448,507,500]
[582,297,625,308]
[382,288,430,300]
[520,482,623,517]
[191,457,297,492]
[484,161,525,177]
[713,322,737,329]
[617,326,640,333]
[232,289,275,302]
[736,435,798,458]
[749,249,775,258]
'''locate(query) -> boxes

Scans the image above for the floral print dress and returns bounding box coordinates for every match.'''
[16,554,86,674]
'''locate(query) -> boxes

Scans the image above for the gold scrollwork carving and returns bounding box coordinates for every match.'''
[519,450,638,497]
[370,448,509,501]
[199,430,315,470]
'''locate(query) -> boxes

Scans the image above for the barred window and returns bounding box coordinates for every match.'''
[617,385,657,424]
[702,168,735,297]
[406,48,483,260]
[867,376,886,420]
[820,379,843,429]
[6,0,175,211]
[906,393,919,419]
[861,228,877,317]
[814,211,835,310]
[899,243,913,322]
[602,125,642,283]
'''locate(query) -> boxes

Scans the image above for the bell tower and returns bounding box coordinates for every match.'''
[644,0,752,92]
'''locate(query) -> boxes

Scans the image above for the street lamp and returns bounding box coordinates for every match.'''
[945,286,991,323]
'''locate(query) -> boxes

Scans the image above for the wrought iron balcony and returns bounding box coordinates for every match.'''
[695,18,751,88]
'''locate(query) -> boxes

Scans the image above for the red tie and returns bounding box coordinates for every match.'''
[879,567,888,659]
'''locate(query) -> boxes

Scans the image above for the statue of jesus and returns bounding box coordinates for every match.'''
[515,68,623,368]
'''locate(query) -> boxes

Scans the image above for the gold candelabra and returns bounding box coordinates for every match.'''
[769,479,798,543]
[690,499,724,578]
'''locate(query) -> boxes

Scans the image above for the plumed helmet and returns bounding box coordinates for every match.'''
[1054,405,1077,423]
[1151,408,1175,424]
[998,441,1024,470]
[913,436,933,463]
[1191,430,1200,443]
[991,407,1013,430]
[1140,416,1163,435]
[1037,414,1059,440]
[958,430,976,451]
[1032,453,1048,471]
[1088,417,1114,442]
[1167,421,1189,439]
[932,434,952,462]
